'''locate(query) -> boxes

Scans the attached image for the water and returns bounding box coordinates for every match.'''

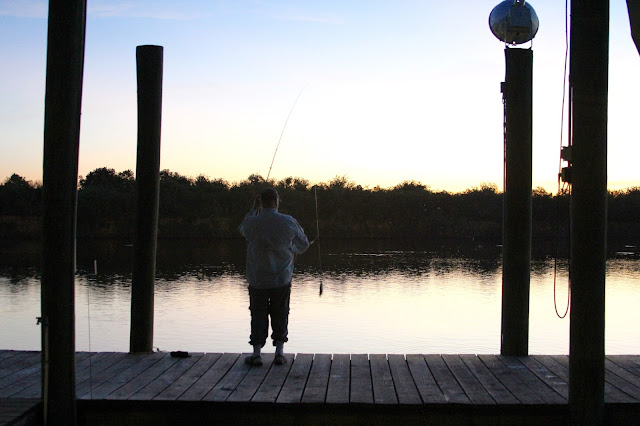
[1,239,638,355]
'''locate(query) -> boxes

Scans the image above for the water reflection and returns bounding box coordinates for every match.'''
[0,239,638,355]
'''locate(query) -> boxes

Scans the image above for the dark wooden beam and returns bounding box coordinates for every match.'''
[41,0,87,424]
[627,0,640,55]
[569,0,609,424]
[500,47,533,357]
[130,45,163,353]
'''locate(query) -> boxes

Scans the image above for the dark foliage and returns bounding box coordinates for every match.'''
[1,170,639,254]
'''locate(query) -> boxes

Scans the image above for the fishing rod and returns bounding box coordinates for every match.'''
[262,87,324,296]
[265,86,305,183]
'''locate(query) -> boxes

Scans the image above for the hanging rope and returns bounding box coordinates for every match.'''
[553,0,571,319]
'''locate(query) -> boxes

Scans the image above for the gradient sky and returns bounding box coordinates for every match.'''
[1,0,638,192]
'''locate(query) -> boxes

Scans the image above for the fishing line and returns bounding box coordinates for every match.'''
[87,259,97,399]
[265,86,306,183]
[314,186,323,296]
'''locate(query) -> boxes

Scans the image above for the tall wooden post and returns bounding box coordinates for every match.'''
[500,47,533,356]
[41,0,87,424]
[628,0,640,55]
[568,0,609,424]
[130,45,163,353]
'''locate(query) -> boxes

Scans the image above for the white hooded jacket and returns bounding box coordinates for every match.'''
[238,207,310,288]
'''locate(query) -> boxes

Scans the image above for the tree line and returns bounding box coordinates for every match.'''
[1,168,639,254]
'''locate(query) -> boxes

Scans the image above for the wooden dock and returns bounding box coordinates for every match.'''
[1,350,640,425]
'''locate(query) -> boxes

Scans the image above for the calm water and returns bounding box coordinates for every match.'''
[1,239,638,354]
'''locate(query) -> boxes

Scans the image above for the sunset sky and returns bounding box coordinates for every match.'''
[1,0,638,193]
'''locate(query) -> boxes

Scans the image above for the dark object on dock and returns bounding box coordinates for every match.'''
[170,351,191,358]
[130,45,164,354]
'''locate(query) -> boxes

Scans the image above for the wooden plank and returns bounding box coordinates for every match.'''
[155,353,221,400]
[607,355,640,391]
[370,354,398,405]
[550,355,636,403]
[326,354,350,404]
[277,353,314,404]
[301,353,331,403]
[131,353,202,400]
[625,355,640,369]
[74,352,108,375]
[0,350,23,361]
[0,398,41,425]
[606,356,640,389]
[459,354,519,405]
[0,355,42,397]
[388,354,420,405]
[84,352,166,399]
[77,352,150,398]
[519,356,568,401]
[178,353,238,401]
[406,354,445,404]
[105,353,180,400]
[11,352,98,399]
[350,354,373,404]
[0,352,40,380]
[478,355,542,404]
[226,353,274,403]
[202,353,252,402]
[74,351,94,364]
[603,358,640,402]
[496,356,564,404]
[425,354,470,404]
[252,353,294,403]
[609,355,640,375]
[76,352,129,385]
[0,365,41,397]
[629,355,640,367]
[443,354,495,405]
[534,356,569,382]
[0,353,98,399]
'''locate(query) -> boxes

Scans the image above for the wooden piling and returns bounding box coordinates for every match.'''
[628,0,640,55]
[568,0,609,424]
[130,45,163,353]
[41,0,87,424]
[500,47,532,357]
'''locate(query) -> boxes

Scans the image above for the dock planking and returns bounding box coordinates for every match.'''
[251,352,294,403]
[350,354,373,404]
[226,352,274,403]
[2,350,640,424]
[178,352,238,401]
[276,353,313,404]
[388,354,421,405]
[370,354,397,405]
[301,353,331,403]
[325,353,350,404]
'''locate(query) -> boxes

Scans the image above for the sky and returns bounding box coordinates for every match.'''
[1,0,638,193]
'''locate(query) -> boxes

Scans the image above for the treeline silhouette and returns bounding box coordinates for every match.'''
[1,168,639,254]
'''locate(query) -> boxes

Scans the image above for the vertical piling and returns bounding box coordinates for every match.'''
[41,0,87,423]
[130,46,163,353]
[568,0,609,424]
[500,47,532,357]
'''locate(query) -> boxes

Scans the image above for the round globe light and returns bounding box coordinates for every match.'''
[489,0,539,45]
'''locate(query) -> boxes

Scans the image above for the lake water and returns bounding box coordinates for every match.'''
[1,239,638,355]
